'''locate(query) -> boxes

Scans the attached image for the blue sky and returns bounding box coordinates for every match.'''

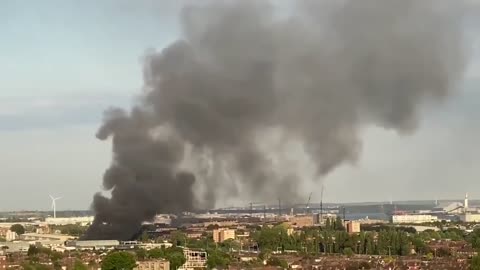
[1,0,480,211]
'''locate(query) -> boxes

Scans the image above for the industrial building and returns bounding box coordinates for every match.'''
[20,233,74,242]
[391,214,438,224]
[212,229,235,243]
[45,216,94,225]
[66,240,120,250]
[135,259,169,270]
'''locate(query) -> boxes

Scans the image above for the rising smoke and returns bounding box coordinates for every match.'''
[83,0,467,240]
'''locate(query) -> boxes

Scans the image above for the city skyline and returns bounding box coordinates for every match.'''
[2,0,480,211]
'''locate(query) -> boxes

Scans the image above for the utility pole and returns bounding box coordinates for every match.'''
[250,202,253,217]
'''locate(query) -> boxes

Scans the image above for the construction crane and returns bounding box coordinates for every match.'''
[305,192,313,214]
[320,184,325,222]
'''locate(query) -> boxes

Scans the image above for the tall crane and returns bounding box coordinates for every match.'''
[305,192,313,214]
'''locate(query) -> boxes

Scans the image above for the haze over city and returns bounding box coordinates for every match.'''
[2,0,480,212]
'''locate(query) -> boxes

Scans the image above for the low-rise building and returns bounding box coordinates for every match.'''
[391,214,438,224]
[0,255,6,269]
[459,213,480,223]
[5,231,17,241]
[181,249,207,270]
[20,233,74,242]
[135,259,169,270]
[345,221,361,234]
[287,215,315,228]
[213,229,235,243]
[66,240,120,250]
[45,216,94,225]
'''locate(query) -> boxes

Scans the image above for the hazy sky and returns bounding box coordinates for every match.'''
[1,0,480,211]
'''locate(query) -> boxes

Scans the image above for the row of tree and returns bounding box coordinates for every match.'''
[252,224,473,256]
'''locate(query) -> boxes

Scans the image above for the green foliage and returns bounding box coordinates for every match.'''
[170,231,187,247]
[335,216,345,231]
[207,249,231,269]
[51,224,88,236]
[147,247,166,259]
[468,229,480,249]
[135,248,147,260]
[50,251,64,262]
[21,262,51,270]
[0,237,5,242]
[101,251,137,270]
[28,245,40,257]
[471,254,480,270]
[266,257,288,269]
[10,224,25,235]
[146,247,186,270]
[164,248,186,270]
[74,260,88,270]
[343,247,354,256]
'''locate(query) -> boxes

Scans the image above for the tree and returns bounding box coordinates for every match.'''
[135,248,147,261]
[471,254,480,270]
[164,248,186,270]
[343,247,354,257]
[335,217,345,231]
[28,245,39,257]
[141,231,150,242]
[267,257,288,269]
[10,224,25,235]
[101,251,137,270]
[207,250,231,269]
[147,247,165,259]
[74,260,88,270]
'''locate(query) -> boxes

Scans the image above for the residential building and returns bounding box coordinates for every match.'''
[212,229,235,243]
[345,221,361,234]
[391,214,438,224]
[181,249,207,269]
[0,255,6,269]
[135,259,169,270]
[5,231,17,241]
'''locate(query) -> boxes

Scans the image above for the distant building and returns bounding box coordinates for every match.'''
[459,213,480,223]
[287,215,315,228]
[139,242,173,250]
[181,249,207,270]
[432,202,464,214]
[20,233,74,242]
[213,229,235,243]
[5,231,17,241]
[345,221,361,234]
[0,255,6,269]
[66,240,120,250]
[0,242,30,253]
[135,259,169,270]
[45,216,94,225]
[391,214,438,224]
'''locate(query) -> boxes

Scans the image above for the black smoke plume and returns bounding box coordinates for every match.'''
[83,0,467,240]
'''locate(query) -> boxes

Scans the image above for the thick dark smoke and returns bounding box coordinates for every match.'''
[84,0,467,240]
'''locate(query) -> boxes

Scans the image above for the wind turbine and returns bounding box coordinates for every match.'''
[49,195,62,218]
